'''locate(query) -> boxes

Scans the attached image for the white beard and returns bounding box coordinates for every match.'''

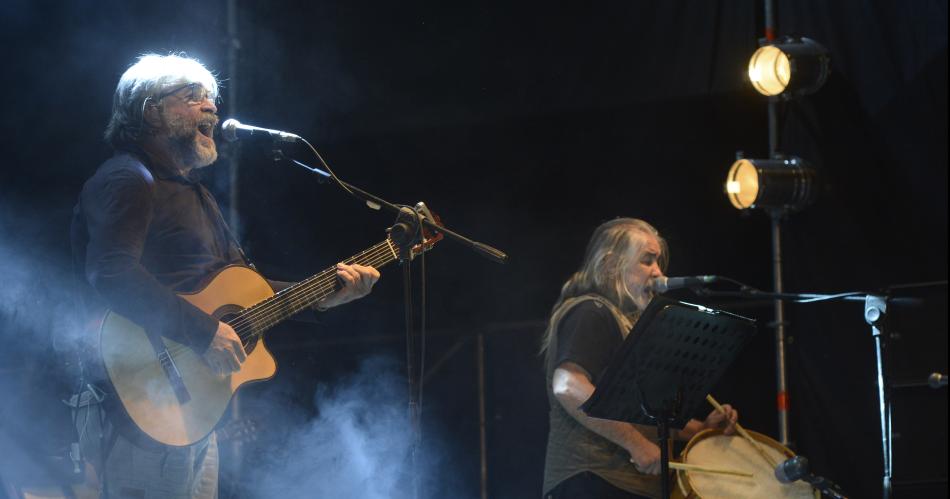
[632,288,654,311]
[164,113,217,169]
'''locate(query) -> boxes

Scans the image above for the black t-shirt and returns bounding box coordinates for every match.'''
[543,298,660,497]
[553,300,624,384]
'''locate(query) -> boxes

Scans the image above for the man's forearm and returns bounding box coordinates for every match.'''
[560,393,656,455]
[552,364,656,456]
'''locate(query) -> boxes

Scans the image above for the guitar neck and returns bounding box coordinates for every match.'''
[228,239,399,339]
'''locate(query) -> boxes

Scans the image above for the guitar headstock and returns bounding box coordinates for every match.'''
[415,207,445,256]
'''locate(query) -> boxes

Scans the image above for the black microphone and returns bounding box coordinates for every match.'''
[774,455,809,483]
[220,119,300,143]
[652,275,717,293]
[775,456,849,499]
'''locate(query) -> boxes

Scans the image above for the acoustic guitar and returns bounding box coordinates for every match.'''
[99,232,439,447]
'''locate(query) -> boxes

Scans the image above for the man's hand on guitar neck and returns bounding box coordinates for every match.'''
[202,322,247,375]
[315,263,381,311]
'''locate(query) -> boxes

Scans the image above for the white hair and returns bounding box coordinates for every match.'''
[539,218,668,356]
[104,53,218,148]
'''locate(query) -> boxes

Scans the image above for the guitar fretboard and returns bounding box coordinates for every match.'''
[227,239,399,341]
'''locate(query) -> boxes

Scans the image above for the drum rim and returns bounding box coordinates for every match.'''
[676,428,797,498]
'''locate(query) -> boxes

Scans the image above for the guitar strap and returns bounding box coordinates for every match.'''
[195,182,257,271]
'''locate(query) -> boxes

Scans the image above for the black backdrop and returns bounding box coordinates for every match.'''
[0,1,946,498]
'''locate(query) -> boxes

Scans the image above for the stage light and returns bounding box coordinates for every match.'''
[748,37,830,98]
[725,156,816,210]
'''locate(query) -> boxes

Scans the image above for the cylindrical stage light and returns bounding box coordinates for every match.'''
[725,156,816,210]
[748,37,830,98]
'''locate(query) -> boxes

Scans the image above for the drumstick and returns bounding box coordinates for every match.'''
[669,462,754,478]
[705,394,779,469]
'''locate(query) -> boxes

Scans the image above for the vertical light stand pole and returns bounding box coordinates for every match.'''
[769,208,790,446]
[226,0,240,232]
[761,0,790,444]
[864,296,892,499]
[767,94,791,446]
[224,4,244,497]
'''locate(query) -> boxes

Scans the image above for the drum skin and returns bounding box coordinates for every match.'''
[672,429,817,499]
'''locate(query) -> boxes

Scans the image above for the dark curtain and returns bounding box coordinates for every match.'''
[0,1,945,498]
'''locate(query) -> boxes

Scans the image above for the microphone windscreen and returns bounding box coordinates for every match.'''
[221,119,240,142]
[774,456,809,483]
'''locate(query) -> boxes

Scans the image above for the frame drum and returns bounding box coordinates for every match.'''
[673,429,818,499]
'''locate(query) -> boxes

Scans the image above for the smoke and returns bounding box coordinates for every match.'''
[0,217,88,362]
[0,202,89,490]
[246,356,447,499]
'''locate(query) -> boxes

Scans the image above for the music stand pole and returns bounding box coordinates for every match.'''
[638,389,682,499]
[657,417,672,499]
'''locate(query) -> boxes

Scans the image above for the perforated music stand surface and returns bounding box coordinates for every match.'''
[582,295,756,428]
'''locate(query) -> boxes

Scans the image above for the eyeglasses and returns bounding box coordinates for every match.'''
[153,82,219,105]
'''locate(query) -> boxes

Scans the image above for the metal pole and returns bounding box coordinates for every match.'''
[770,212,790,445]
[402,260,421,499]
[476,333,488,499]
[764,0,776,41]
[227,0,240,231]
[768,99,779,157]
[224,5,243,498]
[865,296,892,499]
[767,92,790,444]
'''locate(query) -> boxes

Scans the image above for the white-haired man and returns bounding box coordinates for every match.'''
[540,218,739,499]
[70,53,379,498]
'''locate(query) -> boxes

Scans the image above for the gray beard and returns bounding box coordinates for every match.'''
[169,133,216,169]
[165,115,217,169]
[632,290,653,312]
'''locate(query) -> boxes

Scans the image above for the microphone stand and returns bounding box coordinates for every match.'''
[271,149,507,264]
[691,284,943,499]
[270,148,507,499]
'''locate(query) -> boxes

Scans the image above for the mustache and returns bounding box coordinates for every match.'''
[162,112,218,133]
[198,113,219,129]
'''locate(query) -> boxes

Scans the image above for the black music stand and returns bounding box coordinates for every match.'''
[582,296,757,499]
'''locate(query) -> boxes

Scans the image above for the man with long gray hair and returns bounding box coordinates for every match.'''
[541,218,739,499]
[70,53,380,497]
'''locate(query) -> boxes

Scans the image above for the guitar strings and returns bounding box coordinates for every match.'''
[231,255,393,341]
[160,242,397,359]
[216,241,390,337]
[229,242,395,337]
[230,241,393,333]
[163,245,394,358]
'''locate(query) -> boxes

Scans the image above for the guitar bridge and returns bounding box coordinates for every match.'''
[157,349,192,404]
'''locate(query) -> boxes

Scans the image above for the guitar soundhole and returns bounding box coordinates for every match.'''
[215,306,260,355]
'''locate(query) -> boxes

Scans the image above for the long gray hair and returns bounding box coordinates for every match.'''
[539,217,667,355]
[104,53,218,149]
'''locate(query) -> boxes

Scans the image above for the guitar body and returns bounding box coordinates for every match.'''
[98,230,440,448]
[100,265,278,447]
